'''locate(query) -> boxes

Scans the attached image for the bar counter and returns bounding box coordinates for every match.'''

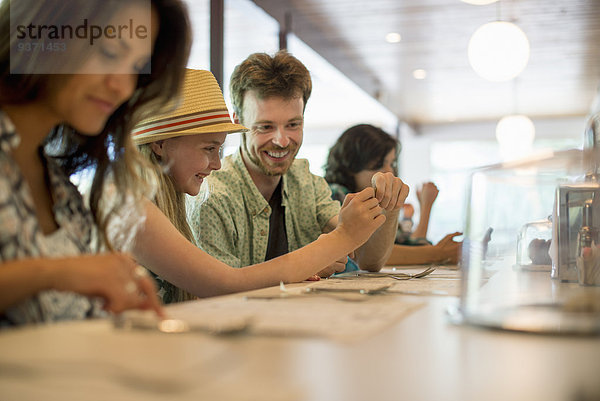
[1,267,599,401]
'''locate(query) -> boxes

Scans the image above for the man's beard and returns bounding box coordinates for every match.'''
[242,134,297,176]
[248,145,297,176]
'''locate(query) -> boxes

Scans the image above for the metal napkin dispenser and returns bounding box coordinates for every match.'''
[553,182,600,282]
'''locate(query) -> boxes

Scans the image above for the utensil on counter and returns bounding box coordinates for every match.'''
[303,283,392,295]
[356,265,437,280]
[113,312,251,334]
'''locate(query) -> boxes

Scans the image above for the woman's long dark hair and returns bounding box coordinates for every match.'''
[0,0,191,249]
[324,124,400,192]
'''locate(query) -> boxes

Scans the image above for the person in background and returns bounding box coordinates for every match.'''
[133,68,388,302]
[187,51,409,275]
[325,124,461,266]
[396,182,439,246]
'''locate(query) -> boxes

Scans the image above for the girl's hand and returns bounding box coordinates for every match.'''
[314,241,348,278]
[337,187,386,247]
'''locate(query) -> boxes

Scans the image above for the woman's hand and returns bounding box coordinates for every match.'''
[52,253,164,317]
[433,232,462,265]
[402,203,415,219]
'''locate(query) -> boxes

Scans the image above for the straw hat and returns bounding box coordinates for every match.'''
[132,69,247,145]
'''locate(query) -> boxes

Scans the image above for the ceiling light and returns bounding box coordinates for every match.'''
[461,0,499,4]
[413,69,427,79]
[468,21,530,82]
[385,32,401,43]
[496,114,535,160]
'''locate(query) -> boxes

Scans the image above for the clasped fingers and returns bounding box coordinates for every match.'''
[338,188,387,244]
[371,172,409,211]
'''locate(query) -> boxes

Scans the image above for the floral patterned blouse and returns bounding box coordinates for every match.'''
[0,111,105,326]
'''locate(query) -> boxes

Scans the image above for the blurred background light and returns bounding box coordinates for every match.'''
[468,21,530,82]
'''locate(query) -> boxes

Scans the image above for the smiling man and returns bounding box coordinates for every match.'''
[186,50,408,275]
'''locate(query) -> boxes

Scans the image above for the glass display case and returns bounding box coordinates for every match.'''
[450,148,600,334]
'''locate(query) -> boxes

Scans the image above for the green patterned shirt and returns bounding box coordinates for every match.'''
[186,149,340,267]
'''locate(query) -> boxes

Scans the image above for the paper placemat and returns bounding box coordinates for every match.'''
[306,278,393,292]
[335,268,463,296]
[167,294,423,343]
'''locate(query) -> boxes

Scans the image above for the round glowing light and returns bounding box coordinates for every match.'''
[385,32,402,43]
[496,114,535,160]
[412,69,427,79]
[461,0,499,5]
[468,21,530,82]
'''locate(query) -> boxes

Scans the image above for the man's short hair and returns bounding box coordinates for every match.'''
[229,50,312,124]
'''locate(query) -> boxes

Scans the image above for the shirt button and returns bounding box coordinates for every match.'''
[263,207,269,214]
[260,229,267,236]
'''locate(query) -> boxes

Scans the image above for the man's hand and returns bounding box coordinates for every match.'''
[371,172,409,211]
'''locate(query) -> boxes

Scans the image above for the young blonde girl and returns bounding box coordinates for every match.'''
[134,69,248,303]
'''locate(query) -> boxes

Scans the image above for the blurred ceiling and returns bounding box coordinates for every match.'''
[251,0,600,127]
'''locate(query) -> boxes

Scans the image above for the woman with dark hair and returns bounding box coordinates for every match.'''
[0,0,192,323]
[325,124,399,197]
[325,124,461,266]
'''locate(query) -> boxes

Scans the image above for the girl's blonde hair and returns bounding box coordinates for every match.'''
[138,144,197,303]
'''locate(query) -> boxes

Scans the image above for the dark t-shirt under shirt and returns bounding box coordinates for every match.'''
[265,180,288,261]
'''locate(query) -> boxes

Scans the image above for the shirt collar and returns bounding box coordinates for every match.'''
[232,149,268,215]
[280,170,289,198]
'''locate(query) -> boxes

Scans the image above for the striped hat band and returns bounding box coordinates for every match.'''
[132,69,247,145]
[132,109,233,137]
